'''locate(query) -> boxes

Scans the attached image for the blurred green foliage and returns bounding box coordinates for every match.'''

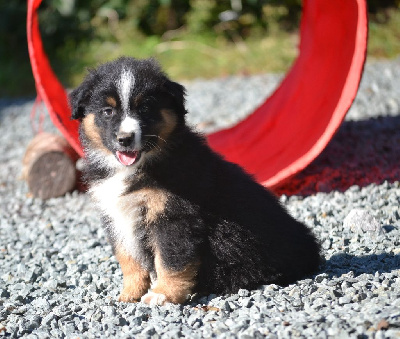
[0,0,399,97]
[36,0,302,50]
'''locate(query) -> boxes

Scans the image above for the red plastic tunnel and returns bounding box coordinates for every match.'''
[27,0,368,189]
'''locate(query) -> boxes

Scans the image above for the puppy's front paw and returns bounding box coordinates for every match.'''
[118,291,140,303]
[141,291,167,306]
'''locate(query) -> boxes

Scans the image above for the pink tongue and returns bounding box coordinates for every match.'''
[116,151,138,166]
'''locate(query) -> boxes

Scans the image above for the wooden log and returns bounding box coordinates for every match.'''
[22,132,80,199]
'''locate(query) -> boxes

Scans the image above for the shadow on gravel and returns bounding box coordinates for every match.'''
[274,115,400,196]
[320,252,400,278]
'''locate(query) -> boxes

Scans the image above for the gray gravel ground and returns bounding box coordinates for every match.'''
[1,57,400,338]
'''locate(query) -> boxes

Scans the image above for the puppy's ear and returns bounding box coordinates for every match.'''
[69,71,97,120]
[165,80,187,117]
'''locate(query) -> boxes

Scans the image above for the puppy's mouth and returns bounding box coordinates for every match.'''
[116,150,141,166]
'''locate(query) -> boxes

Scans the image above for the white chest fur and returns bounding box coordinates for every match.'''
[89,168,145,260]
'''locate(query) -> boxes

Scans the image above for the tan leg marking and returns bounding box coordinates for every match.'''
[141,252,199,305]
[115,249,150,302]
[81,113,112,154]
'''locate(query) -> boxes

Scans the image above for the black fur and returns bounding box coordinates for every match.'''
[70,57,321,300]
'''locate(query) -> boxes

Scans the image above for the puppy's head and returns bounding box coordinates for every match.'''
[69,57,186,168]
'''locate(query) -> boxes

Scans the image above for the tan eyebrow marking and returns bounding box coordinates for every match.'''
[106,96,117,108]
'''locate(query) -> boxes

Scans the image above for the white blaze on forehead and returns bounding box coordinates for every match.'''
[120,116,139,133]
[118,68,135,113]
[119,116,141,148]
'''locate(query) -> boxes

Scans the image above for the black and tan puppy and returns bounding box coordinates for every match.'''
[70,57,321,305]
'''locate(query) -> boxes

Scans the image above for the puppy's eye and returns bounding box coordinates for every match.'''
[102,108,114,117]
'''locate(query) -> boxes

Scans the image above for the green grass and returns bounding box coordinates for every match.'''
[56,30,298,87]
[367,9,400,59]
[1,8,400,97]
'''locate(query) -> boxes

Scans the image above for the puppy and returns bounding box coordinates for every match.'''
[70,57,321,305]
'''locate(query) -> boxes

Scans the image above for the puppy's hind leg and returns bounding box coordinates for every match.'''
[141,251,199,305]
[115,249,151,303]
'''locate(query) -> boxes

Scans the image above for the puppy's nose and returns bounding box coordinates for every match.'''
[117,132,135,147]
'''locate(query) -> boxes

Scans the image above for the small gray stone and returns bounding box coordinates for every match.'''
[240,298,252,308]
[128,315,143,327]
[220,301,231,312]
[238,289,250,297]
[343,209,383,235]
[142,325,156,336]
[41,313,57,326]
[314,273,329,283]
[338,296,352,305]
[43,279,58,290]
[101,306,116,317]
[0,289,9,298]
[76,321,89,332]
